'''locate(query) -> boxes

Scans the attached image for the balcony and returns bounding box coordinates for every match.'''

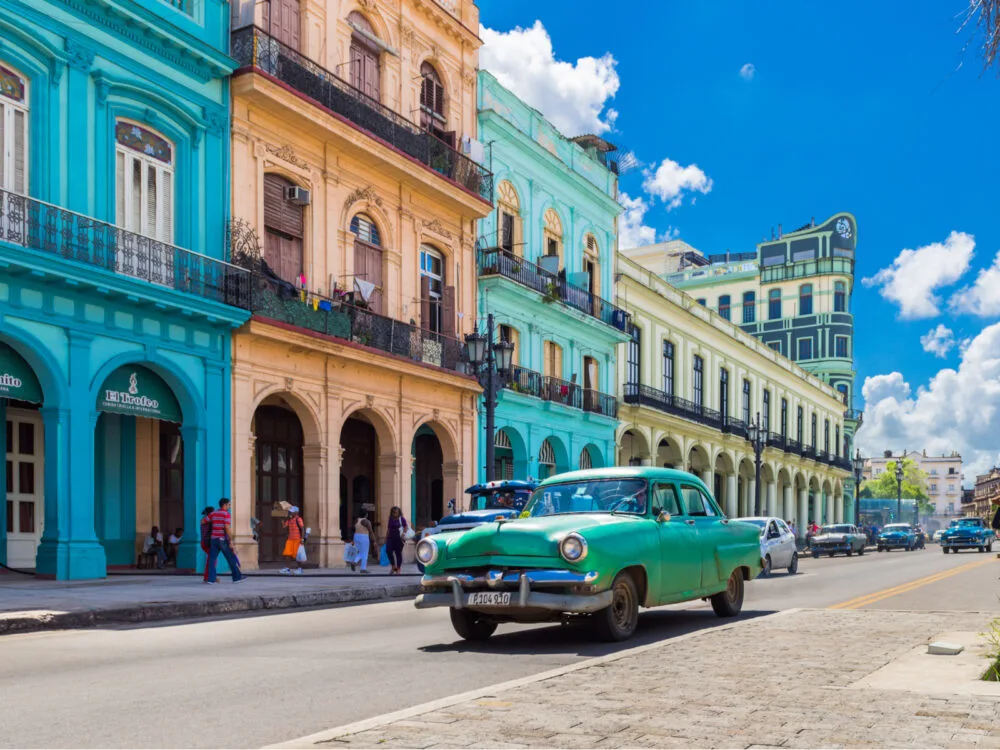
[230,26,492,203]
[0,189,251,308]
[478,246,630,332]
[760,256,854,284]
[722,417,749,439]
[844,408,864,425]
[622,383,722,430]
[503,366,617,418]
[251,276,465,371]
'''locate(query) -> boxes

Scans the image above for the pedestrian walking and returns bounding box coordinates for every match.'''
[199,506,214,581]
[280,506,305,576]
[385,506,409,575]
[353,514,377,575]
[206,498,244,584]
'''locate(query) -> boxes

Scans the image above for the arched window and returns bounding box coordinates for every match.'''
[799,283,813,316]
[718,295,731,321]
[579,448,593,470]
[834,281,847,312]
[742,291,756,323]
[420,244,453,335]
[420,61,450,143]
[542,207,563,269]
[0,63,28,196]
[116,121,174,246]
[350,213,383,313]
[768,288,782,320]
[262,173,305,284]
[347,12,380,102]
[496,180,521,255]
[539,439,556,478]
[584,233,601,298]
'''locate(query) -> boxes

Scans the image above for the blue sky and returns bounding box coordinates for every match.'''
[479,0,1000,475]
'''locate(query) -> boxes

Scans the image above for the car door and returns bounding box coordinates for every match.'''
[775,519,796,566]
[679,483,729,590]
[652,482,702,602]
[761,520,781,565]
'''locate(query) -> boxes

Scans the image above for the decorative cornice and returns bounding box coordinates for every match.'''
[344,185,382,209]
[65,38,95,72]
[266,143,308,168]
[204,105,226,136]
[422,218,452,240]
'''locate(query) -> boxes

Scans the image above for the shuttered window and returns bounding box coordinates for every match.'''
[115,122,174,244]
[348,12,380,103]
[262,173,304,284]
[350,214,383,314]
[543,341,563,379]
[0,63,28,196]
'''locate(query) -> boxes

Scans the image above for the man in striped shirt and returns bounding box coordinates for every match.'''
[206,498,244,584]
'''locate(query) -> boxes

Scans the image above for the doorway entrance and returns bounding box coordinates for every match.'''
[5,406,43,569]
[412,426,443,528]
[340,415,378,539]
[254,405,304,563]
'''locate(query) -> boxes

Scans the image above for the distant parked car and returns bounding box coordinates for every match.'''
[810,524,867,558]
[932,528,946,543]
[940,518,995,553]
[736,517,799,576]
[877,523,917,552]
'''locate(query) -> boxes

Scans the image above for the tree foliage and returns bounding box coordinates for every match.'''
[860,458,936,515]
[964,0,1000,73]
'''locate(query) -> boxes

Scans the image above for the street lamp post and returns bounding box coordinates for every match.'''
[852,449,865,527]
[464,313,515,483]
[748,411,765,516]
[894,460,904,523]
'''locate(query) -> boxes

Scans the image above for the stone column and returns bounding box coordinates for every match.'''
[783,484,793,524]
[766,481,777,518]
[726,474,738,518]
[747,479,756,518]
[701,469,713,488]
[797,488,808,541]
[302,443,329,566]
[377,453,400,535]
[812,492,823,527]
[230,369,257,569]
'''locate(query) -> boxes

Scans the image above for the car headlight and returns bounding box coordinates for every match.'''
[415,538,439,566]
[559,533,588,563]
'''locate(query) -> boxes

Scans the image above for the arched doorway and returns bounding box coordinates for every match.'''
[537,437,569,480]
[253,404,304,564]
[579,444,603,470]
[714,450,735,515]
[412,425,443,528]
[340,413,380,541]
[656,437,682,469]
[619,429,649,466]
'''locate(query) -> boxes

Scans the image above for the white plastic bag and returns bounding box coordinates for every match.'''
[296,544,307,563]
[402,527,415,541]
[343,543,360,564]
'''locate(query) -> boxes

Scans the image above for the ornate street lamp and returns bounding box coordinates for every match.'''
[894,460,904,523]
[748,411,765,516]
[852,448,865,526]
[465,313,515,482]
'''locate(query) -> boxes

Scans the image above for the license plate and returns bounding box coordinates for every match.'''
[467,592,511,606]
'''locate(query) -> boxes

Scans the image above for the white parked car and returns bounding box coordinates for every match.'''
[736,516,799,576]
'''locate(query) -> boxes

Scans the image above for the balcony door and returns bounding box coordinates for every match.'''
[264,0,300,50]
[0,64,27,197]
[263,173,304,284]
[348,12,380,102]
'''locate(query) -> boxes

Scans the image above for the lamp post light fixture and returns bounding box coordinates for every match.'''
[852,448,865,527]
[465,313,515,483]
[748,411,765,516]
[894,460,904,523]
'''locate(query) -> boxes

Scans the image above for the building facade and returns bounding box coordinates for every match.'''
[627,213,861,514]
[0,0,249,578]
[474,71,627,482]
[227,0,493,568]
[968,467,999,518]
[864,449,964,519]
[616,256,851,537]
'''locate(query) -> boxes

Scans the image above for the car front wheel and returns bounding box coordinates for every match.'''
[759,555,772,578]
[858,544,865,556]
[449,608,498,642]
[788,552,799,575]
[592,572,639,642]
[711,569,745,618]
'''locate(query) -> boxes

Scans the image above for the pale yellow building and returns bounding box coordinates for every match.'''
[227,0,492,567]
[865,450,964,517]
[616,255,850,538]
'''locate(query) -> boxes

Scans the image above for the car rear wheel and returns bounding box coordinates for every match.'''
[942,547,949,554]
[847,548,853,557]
[760,555,772,578]
[449,608,497,642]
[788,552,799,575]
[592,572,639,642]
[858,545,865,556]
[988,542,994,552]
[711,570,744,618]
[979,546,985,553]
[812,551,820,559]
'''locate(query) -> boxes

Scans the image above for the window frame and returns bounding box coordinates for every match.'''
[419,245,446,333]
[768,288,782,320]
[626,324,641,387]
[835,335,850,358]
[718,295,731,321]
[780,397,788,438]
[799,283,813,315]
[693,355,704,407]
[662,340,675,396]
[834,281,847,312]
[798,338,813,360]
[763,389,771,433]
[0,62,29,196]
[115,119,175,244]
[719,367,729,419]
[742,291,756,323]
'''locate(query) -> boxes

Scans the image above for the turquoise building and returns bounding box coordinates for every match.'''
[0,0,249,578]
[475,71,628,482]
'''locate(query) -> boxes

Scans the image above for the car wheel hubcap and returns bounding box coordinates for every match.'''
[612,582,634,630]
[727,574,738,602]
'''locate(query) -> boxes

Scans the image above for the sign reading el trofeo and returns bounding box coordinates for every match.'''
[103,372,161,416]
[97,365,182,423]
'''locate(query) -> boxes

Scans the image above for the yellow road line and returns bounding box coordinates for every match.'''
[829,557,995,610]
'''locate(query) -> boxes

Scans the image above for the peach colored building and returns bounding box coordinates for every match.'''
[227,0,491,568]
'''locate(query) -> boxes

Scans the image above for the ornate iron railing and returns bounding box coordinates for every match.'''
[231,26,493,203]
[0,188,251,308]
[760,256,854,284]
[622,383,721,430]
[723,417,749,439]
[251,277,465,371]
[503,366,615,417]
[542,375,582,410]
[583,388,617,418]
[767,432,788,450]
[506,365,544,399]
[477,246,629,331]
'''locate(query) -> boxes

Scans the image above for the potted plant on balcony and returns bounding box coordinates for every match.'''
[542,281,560,304]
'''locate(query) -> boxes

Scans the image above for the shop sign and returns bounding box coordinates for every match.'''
[97,365,182,423]
[0,343,43,403]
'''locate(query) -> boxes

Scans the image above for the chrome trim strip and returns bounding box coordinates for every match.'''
[414,589,614,614]
[421,569,600,589]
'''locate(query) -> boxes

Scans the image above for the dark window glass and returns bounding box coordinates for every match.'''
[824,420,830,453]
[5,420,12,453]
[742,291,756,323]
[798,339,813,359]
[800,284,813,315]
[693,356,704,407]
[5,500,11,534]
[18,423,34,456]
[626,325,641,387]
[835,425,841,457]
[662,341,674,396]
[18,462,33,494]
[811,414,818,449]
[768,289,782,320]
[763,390,771,432]
[835,336,849,358]
[742,379,751,424]
[697,298,706,306]
[18,501,34,533]
[797,406,804,442]
[4,460,11,493]
[780,398,788,437]
[834,282,847,312]
[718,295,731,321]
[719,368,729,418]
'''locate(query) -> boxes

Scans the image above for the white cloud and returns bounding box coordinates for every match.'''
[862,231,975,319]
[739,63,756,81]
[920,324,957,358]
[480,21,619,136]
[643,159,713,210]
[618,192,657,250]
[857,322,1000,478]
[950,250,1000,316]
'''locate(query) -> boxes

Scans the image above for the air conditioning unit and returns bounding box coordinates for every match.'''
[286,186,311,206]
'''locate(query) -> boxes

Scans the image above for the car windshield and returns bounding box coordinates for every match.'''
[820,525,852,534]
[523,478,648,517]
[742,519,767,528]
[470,491,528,511]
[955,518,982,526]
[884,524,910,531]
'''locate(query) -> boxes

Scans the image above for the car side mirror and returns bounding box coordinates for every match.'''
[657,510,672,523]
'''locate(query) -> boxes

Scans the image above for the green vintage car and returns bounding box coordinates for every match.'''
[413,467,764,642]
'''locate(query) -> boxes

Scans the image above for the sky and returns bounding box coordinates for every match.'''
[477,0,1000,481]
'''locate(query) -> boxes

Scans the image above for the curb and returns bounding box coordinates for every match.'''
[0,583,421,636]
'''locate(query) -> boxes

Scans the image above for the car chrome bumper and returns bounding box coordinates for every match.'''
[414,569,608,613]
[942,540,983,547]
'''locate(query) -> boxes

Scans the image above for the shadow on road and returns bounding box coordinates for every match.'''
[419,606,778,658]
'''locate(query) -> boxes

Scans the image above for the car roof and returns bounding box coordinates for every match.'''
[465,480,537,493]
[537,467,708,487]
[736,516,781,522]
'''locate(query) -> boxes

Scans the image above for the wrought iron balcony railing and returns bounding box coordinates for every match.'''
[503,366,616,418]
[230,26,493,203]
[760,256,854,284]
[622,383,722,430]
[722,416,749,439]
[251,276,465,371]
[844,408,864,424]
[767,432,788,450]
[0,189,251,309]
[583,388,617,419]
[505,365,544,399]
[477,246,630,331]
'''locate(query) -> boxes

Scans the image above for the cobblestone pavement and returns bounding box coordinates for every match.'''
[289,609,1000,749]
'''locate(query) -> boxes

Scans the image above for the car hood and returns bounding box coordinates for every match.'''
[813,534,848,542]
[880,530,910,537]
[437,509,518,526]
[443,513,636,559]
[944,526,984,536]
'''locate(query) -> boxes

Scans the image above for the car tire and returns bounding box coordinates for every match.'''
[711,569,745,618]
[858,545,865,556]
[942,547,949,554]
[812,551,820,559]
[449,608,498,642]
[988,542,994,552]
[877,546,883,552]
[979,546,985,553]
[760,555,772,578]
[847,549,853,557]
[592,572,640,642]
[788,552,799,575]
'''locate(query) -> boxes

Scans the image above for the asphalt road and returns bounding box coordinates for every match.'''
[1,546,997,749]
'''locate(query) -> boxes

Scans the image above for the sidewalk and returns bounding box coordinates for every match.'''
[0,564,421,635]
[281,608,1000,749]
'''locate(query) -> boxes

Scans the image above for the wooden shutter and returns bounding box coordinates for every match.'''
[354,239,383,313]
[145,165,158,239]
[350,41,364,92]
[433,82,445,116]
[273,0,300,50]
[160,169,173,243]
[115,151,125,227]
[420,275,431,331]
[364,49,380,102]
[263,174,286,232]
[12,109,25,194]
[420,76,432,109]
[442,285,455,337]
